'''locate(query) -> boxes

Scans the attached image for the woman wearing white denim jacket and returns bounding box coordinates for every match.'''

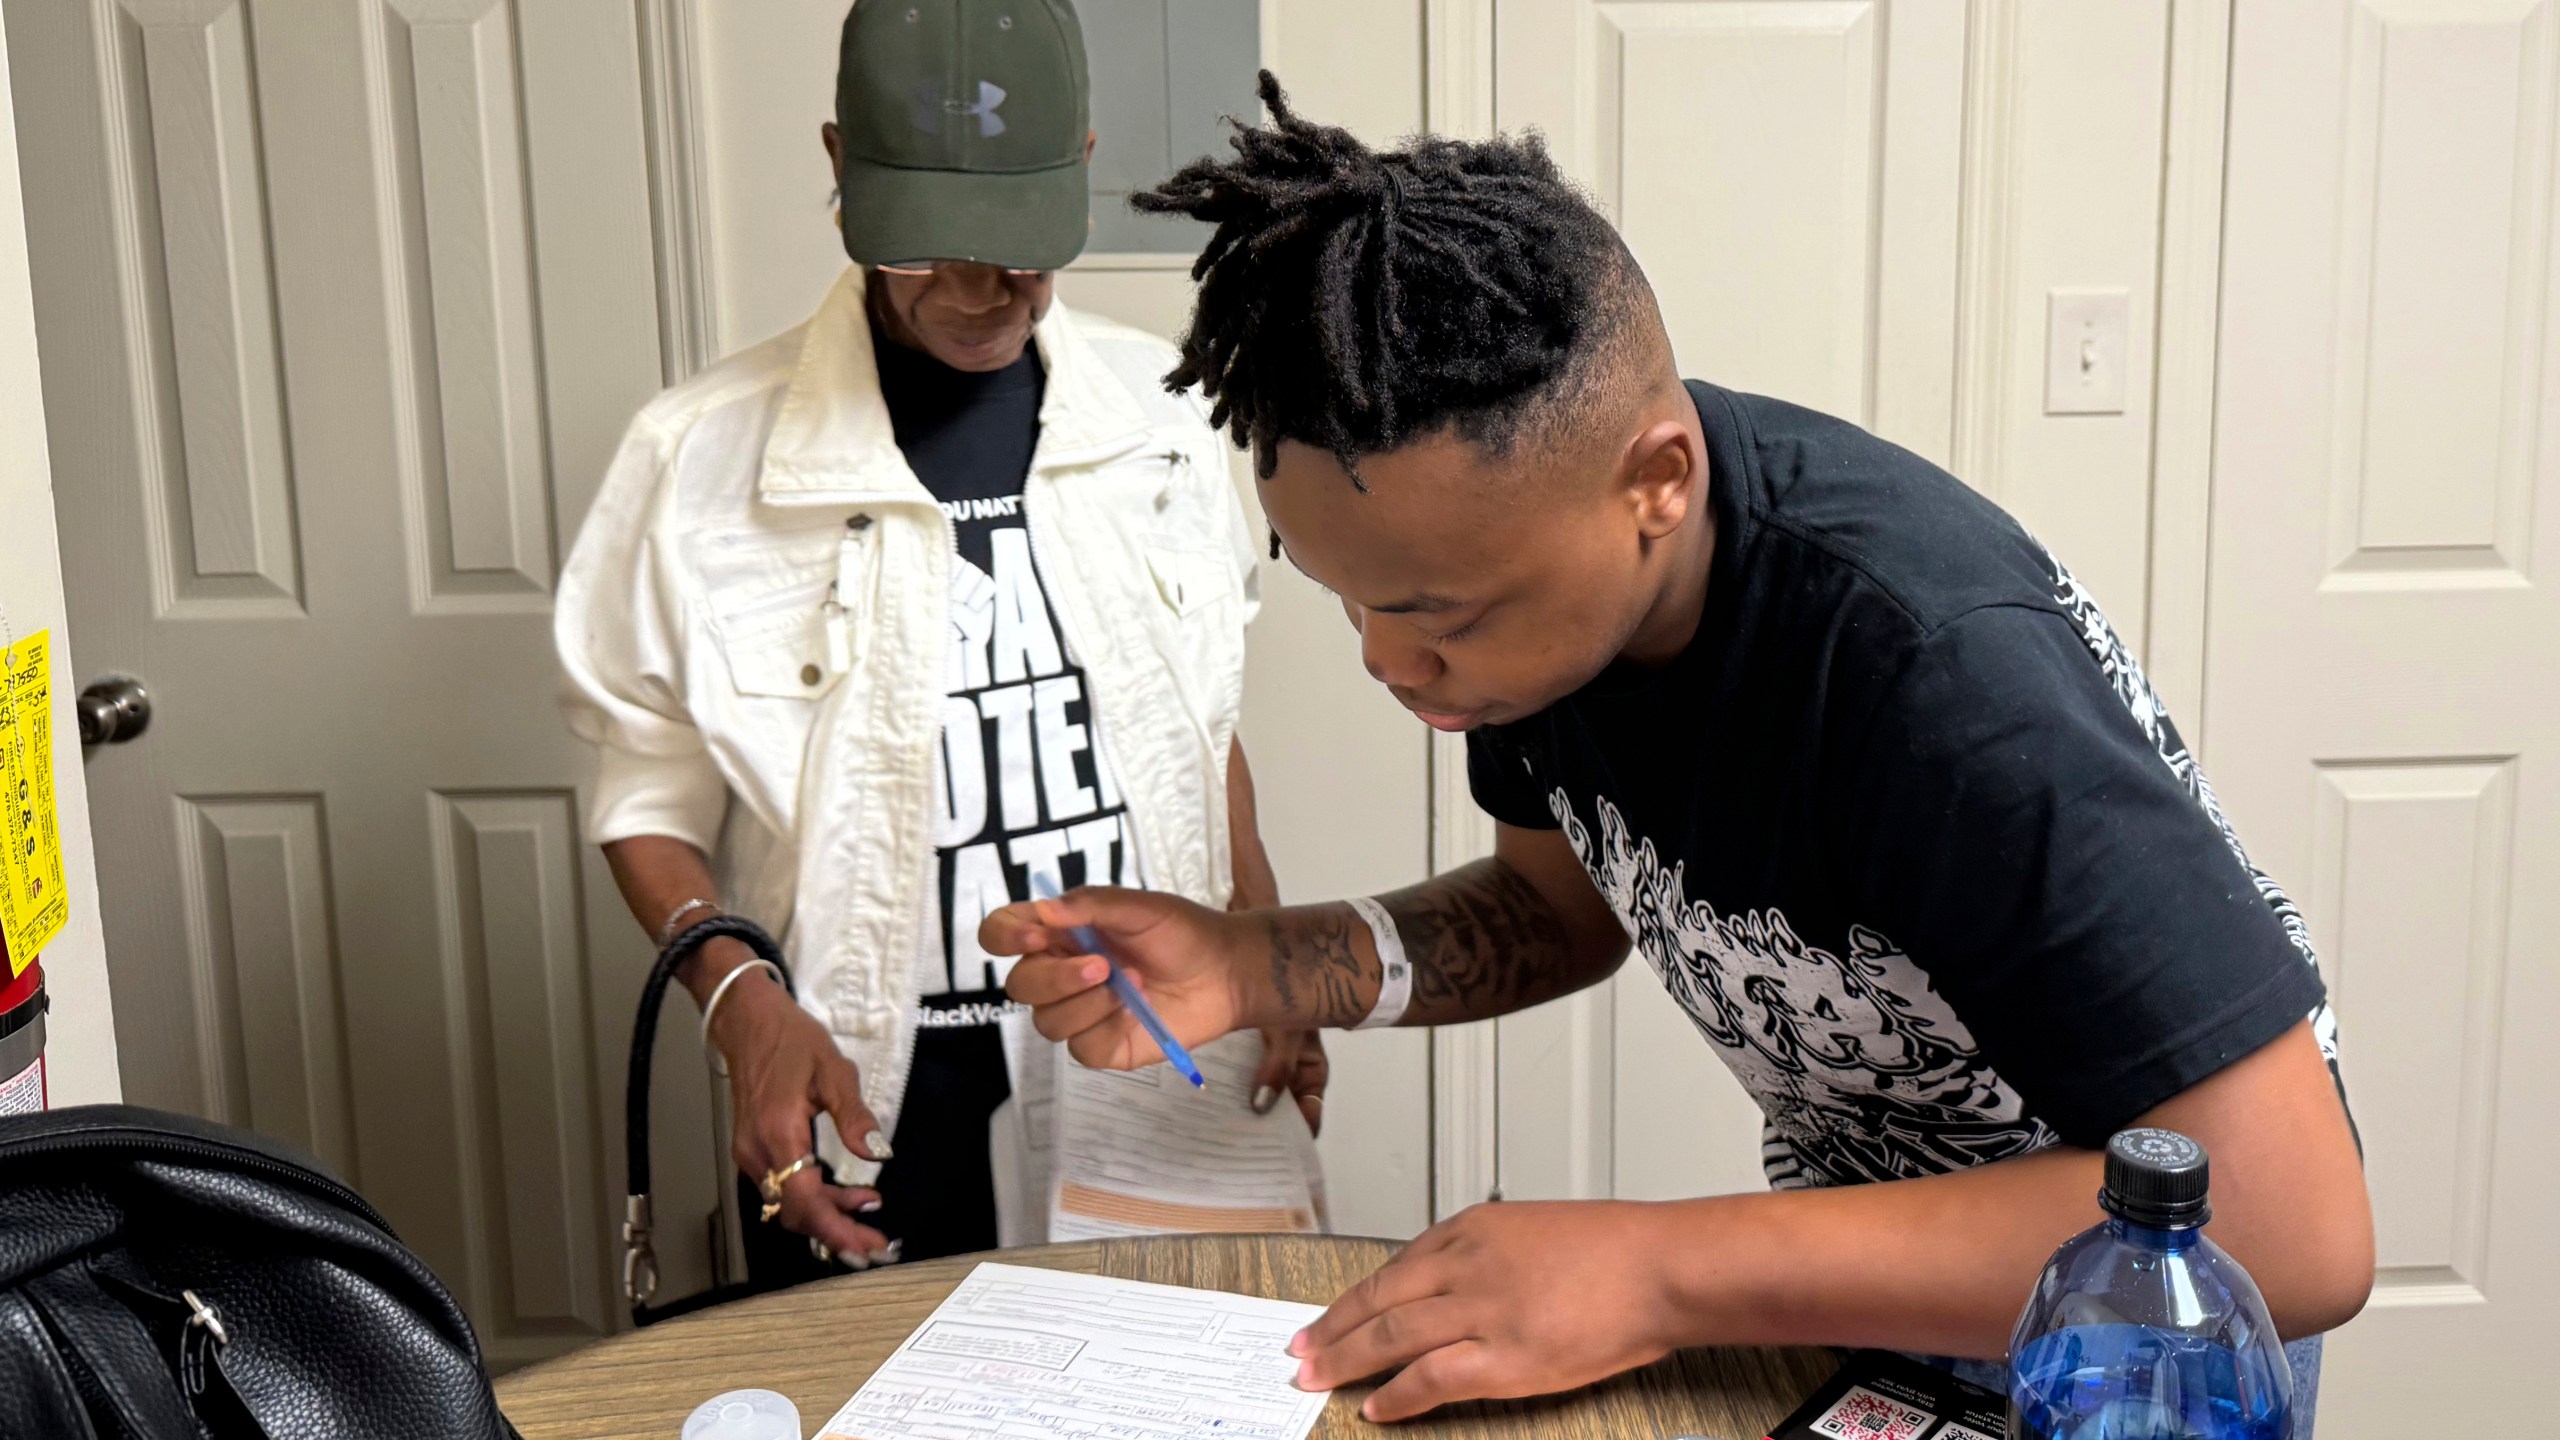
[554,0,1323,1284]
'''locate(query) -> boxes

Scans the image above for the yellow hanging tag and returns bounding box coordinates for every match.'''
[0,631,67,975]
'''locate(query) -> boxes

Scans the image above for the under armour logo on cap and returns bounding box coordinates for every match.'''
[910,79,1008,138]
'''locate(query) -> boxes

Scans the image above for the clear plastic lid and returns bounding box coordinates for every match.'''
[680,1389,800,1440]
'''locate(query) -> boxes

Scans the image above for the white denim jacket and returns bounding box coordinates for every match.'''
[556,268,1259,1166]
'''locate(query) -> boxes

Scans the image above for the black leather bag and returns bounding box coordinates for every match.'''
[0,1105,519,1439]
[621,914,796,1328]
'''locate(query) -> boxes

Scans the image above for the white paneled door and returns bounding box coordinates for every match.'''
[1485,0,1974,1206]
[4,0,723,1368]
[2211,0,2559,1427]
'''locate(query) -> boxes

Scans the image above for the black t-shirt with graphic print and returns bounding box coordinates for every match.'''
[860,327,1136,1261]
[1467,380,2335,1190]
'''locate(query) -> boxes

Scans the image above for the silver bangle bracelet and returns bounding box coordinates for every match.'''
[699,957,785,1078]
[655,897,719,949]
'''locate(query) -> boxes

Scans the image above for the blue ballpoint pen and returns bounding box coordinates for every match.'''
[1029,874,1206,1088]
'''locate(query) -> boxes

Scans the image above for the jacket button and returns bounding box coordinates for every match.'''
[847,513,873,531]
[800,663,823,686]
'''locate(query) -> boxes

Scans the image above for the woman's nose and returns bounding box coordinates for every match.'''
[939,265,1014,312]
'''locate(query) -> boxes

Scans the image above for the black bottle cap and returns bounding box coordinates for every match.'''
[2100,1127,2212,1229]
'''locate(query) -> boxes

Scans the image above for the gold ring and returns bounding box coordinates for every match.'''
[757,1153,818,1221]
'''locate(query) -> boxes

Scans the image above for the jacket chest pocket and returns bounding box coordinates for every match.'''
[712,582,838,698]
[703,524,878,699]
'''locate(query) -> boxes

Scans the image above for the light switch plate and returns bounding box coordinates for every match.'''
[2045,288,2130,415]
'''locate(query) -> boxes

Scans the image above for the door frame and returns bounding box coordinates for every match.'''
[2143,0,2234,727]
[1422,0,1503,1221]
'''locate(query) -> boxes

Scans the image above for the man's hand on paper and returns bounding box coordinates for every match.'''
[987,887,1266,1070]
[1287,1199,1689,1423]
[708,949,893,1262]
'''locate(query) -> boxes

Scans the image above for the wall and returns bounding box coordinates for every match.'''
[1215,0,1435,1240]
[687,0,1430,351]
[0,14,114,1105]
[1964,0,2174,649]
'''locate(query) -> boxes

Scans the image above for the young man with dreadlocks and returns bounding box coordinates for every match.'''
[986,76,2371,1421]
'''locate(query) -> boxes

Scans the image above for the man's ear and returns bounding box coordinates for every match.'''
[1623,418,1702,541]
[1085,128,1098,162]
[823,120,844,180]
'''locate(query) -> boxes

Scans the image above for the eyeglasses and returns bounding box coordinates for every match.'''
[873,260,1050,278]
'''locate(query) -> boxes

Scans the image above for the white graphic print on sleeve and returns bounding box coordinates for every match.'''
[2044,556,2340,1066]
[1555,792,2059,1190]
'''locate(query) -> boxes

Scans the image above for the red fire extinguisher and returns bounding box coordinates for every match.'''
[0,944,44,1115]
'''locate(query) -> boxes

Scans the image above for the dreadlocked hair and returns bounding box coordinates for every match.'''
[1137,70,1638,491]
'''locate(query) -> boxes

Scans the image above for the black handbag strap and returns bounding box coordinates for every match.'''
[622,914,790,1320]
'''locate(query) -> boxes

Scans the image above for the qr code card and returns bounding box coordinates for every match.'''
[1810,1384,1937,1440]
[1936,1426,1998,1440]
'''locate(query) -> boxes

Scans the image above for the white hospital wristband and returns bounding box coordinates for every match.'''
[1345,896,1411,1031]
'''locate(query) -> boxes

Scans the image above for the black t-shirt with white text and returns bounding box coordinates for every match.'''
[1468,381,2337,1190]
[863,328,1136,1259]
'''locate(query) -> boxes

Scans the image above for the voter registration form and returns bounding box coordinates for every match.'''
[813,1263,1331,1440]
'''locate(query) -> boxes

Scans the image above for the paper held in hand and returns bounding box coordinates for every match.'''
[991,1026,1327,1245]
[813,1262,1331,1440]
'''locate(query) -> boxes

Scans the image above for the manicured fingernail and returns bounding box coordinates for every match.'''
[1287,1328,1308,1356]
[865,1130,894,1160]
[857,1198,883,1213]
[866,1248,895,1266]
[1251,1085,1280,1114]
[1081,959,1109,984]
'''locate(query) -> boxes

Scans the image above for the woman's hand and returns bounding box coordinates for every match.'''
[1252,1029,1330,1136]
[1288,1200,1693,1422]
[703,939,894,1262]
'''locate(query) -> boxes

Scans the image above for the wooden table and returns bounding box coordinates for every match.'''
[498,1234,1838,1439]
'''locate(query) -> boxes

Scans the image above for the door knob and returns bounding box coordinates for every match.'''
[77,676,150,746]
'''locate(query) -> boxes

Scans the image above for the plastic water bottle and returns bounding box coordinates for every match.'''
[2006,1129,2291,1439]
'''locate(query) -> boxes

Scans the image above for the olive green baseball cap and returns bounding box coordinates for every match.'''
[835,0,1091,272]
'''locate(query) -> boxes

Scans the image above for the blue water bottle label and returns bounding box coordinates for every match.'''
[1766,1350,2005,1440]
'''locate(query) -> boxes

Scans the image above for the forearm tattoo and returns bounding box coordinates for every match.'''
[1261,905,1372,1030]
[1259,859,1592,1030]
[1380,859,1582,1025]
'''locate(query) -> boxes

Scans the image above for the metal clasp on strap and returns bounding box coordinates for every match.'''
[622,1194,659,1305]
[181,1289,227,1347]
[178,1288,229,1400]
